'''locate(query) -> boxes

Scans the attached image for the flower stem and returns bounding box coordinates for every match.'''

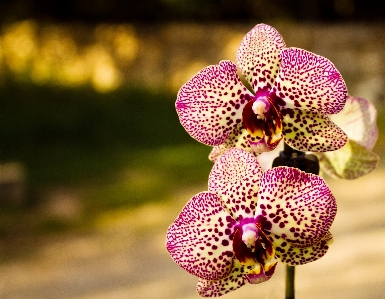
[285,265,295,299]
[272,142,320,299]
[272,142,320,175]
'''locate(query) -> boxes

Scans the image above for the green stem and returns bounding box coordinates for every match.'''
[285,265,295,299]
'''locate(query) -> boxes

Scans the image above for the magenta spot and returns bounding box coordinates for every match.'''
[222,239,230,246]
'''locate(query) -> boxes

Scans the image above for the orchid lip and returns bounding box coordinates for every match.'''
[233,218,275,271]
[246,262,278,284]
[242,94,283,153]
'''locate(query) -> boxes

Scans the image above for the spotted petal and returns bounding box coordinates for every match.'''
[176,60,251,146]
[209,123,255,162]
[271,48,347,114]
[330,96,378,150]
[270,231,333,266]
[166,192,236,280]
[281,108,347,152]
[196,259,247,297]
[209,148,263,220]
[318,140,379,179]
[255,167,336,247]
[236,24,285,94]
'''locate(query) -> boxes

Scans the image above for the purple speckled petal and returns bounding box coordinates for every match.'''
[318,140,379,180]
[209,148,263,220]
[196,260,247,297]
[236,24,285,95]
[209,124,255,162]
[271,48,347,114]
[330,95,378,150]
[176,60,252,146]
[281,108,348,152]
[166,192,236,280]
[269,231,334,265]
[255,167,337,247]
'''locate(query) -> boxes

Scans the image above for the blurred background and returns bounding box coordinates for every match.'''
[0,1,384,298]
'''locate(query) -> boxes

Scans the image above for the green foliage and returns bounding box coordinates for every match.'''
[0,82,194,187]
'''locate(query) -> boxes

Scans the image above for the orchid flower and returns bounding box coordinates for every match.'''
[166,148,336,297]
[176,24,348,157]
[254,96,379,179]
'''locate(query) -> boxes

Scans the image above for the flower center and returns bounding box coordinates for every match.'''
[232,220,277,284]
[233,221,275,266]
[242,95,283,153]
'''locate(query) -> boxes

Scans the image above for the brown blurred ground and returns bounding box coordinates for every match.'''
[0,167,384,299]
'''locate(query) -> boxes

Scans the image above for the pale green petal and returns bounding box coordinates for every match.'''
[318,139,379,179]
[330,96,378,150]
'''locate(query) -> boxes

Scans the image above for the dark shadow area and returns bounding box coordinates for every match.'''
[0,0,384,24]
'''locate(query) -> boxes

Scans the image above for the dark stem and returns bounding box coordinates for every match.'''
[272,142,320,299]
[285,266,295,299]
[272,143,320,175]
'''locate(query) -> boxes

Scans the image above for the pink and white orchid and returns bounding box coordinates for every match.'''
[166,148,336,297]
[254,96,379,179]
[176,24,348,157]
